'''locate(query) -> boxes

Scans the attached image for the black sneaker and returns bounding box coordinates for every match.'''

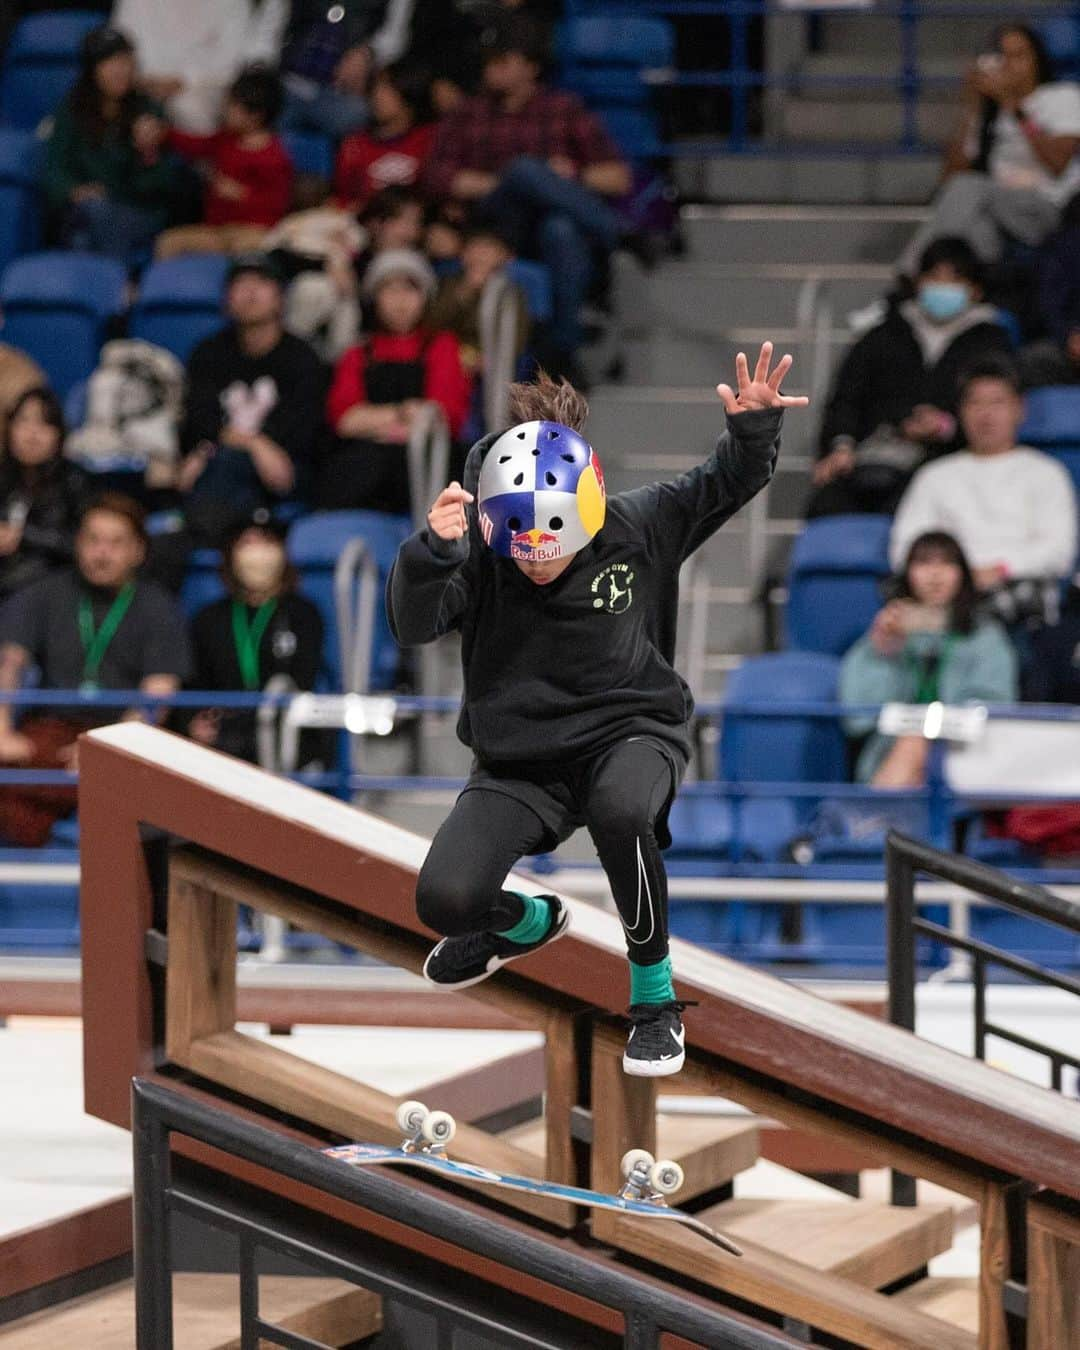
[623,1001,687,1077]
[422,895,569,989]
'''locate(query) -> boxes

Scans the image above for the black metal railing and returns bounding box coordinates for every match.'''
[131,1078,797,1350]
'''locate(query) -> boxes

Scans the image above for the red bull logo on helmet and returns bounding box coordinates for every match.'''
[510,527,563,561]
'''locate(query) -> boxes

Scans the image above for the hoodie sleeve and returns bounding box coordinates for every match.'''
[614,406,782,565]
[386,528,475,646]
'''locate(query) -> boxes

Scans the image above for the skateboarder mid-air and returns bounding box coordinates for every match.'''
[388,343,807,1076]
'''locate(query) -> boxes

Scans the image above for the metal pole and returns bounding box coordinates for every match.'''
[131,1081,174,1350]
[885,833,917,1207]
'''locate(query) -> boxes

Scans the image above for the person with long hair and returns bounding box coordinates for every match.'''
[898,21,1080,276]
[0,388,89,599]
[41,25,179,267]
[840,531,1018,786]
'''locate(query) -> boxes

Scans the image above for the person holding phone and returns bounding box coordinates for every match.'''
[840,531,1018,786]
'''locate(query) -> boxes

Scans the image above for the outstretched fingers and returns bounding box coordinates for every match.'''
[734,350,751,394]
[766,352,793,391]
[753,340,773,385]
[715,382,740,415]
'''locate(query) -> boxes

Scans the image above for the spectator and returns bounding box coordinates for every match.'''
[334,61,435,214]
[899,22,1080,275]
[362,184,425,253]
[0,345,46,446]
[810,238,1012,518]
[0,389,89,599]
[279,0,416,139]
[428,225,529,378]
[0,493,190,846]
[187,513,323,764]
[317,248,470,512]
[1018,193,1080,386]
[178,253,328,545]
[891,357,1078,630]
[1027,584,1080,701]
[41,25,179,267]
[154,66,292,260]
[111,0,289,134]
[841,531,1017,786]
[423,13,631,379]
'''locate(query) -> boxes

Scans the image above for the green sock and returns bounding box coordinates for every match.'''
[498,892,552,946]
[629,955,675,1005]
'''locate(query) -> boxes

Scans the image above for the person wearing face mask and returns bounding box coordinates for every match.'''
[186,512,324,764]
[809,238,1012,519]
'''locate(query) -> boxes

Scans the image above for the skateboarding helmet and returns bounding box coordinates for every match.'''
[477,421,606,562]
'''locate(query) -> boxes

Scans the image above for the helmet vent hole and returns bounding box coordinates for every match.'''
[508,516,521,530]
[550,516,563,530]
[545,471,556,486]
[516,431,526,440]
[513,472,524,486]
[531,448,540,456]
[548,429,559,439]
[498,455,511,464]
[561,453,574,463]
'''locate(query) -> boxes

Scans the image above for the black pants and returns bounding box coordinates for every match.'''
[415,739,677,965]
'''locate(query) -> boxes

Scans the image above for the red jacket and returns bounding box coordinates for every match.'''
[168,129,293,228]
[334,123,435,211]
[328,330,472,440]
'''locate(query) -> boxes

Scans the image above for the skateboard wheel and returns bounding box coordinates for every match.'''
[650,1160,684,1195]
[421,1110,456,1145]
[620,1148,655,1179]
[396,1100,428,1134]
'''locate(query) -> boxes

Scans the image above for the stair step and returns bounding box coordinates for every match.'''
[502,1111,761,1202]
[0,1275,382,1349]
[681,205,926,265]
[893,1276,980,1333]
[650,265,887,333]
[778,96,957,147]
[698,1197,954,1289]
[673,152,940,206]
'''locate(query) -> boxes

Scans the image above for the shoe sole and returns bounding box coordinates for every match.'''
[422,906,571,989]
[622,1047,685,1077]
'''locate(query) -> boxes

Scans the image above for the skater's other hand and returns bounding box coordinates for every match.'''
[428,482,474,541]
[717,341,809,415]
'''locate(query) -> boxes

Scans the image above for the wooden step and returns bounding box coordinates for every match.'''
[894,1278,979,1333]
[698,1197,954,1290]
[502,1110,760,1200]
[0,1274,382,1349]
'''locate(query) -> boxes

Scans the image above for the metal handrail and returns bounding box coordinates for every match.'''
[405,400,450,533]
[478,272,521,433]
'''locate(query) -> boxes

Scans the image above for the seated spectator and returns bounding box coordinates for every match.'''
[841,531,1017,786]
[154,66,292,260]
[0,493,190,846]
[1018,192,1080,386]
[891,357,1078,630]
[279,0,414,139]
[317,248,470,513]
[334,61,435,215]
[428,225,529,378]
[0,345,46,445]
[425,202,466,268]
[187,512,323,764]
[899,22,1080,276]
[423,13,631,380]
[810,238,1012,518]
[41,25,179,267]
[178,253,328,545]
[1027,583,1080,700]
[362,184,425,254]
[0,389,89,599]
[111,0,289,134]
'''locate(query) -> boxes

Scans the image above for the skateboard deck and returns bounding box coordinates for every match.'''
[323,1142,743,1256]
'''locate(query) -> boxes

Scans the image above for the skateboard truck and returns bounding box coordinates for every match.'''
[619,1148,685,1207]
[395,1099,457,1156]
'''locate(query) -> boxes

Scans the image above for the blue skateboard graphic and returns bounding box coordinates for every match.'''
[323,1101,743,1256]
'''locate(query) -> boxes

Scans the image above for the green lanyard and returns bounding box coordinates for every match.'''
[78,583,135,691]
[231,599,277,691]
[905,634,956,705]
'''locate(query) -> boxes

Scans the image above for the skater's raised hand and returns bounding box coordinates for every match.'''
[428,481,474,541]
[716,341,809,415]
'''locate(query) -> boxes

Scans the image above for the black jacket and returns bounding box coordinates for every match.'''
[387,407,782,767]
[819,307,1012,457]
[0,457,90,598]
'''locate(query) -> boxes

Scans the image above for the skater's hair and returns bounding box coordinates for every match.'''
[889,531,979,635]
[507,371,589,432]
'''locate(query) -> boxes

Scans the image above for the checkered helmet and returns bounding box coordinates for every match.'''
[476,421,606,561]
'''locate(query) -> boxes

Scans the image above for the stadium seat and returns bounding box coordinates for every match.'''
[0,850,80,952]
[969,906,1080,970]
[505,259,553,325]
[280,130,334,179]
[0,129,41,273]
[597,106,662,160]
[0,250,127,397]
[287,510,412,692]
[180,548,226,618]
[559,15,674,106]
[1037,16,1080,79]
[130,255,227,361]
[0,11,102,131]
[785,514,892,656]
[1019,385,1080,445]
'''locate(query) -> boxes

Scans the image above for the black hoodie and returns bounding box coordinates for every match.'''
[387,406,783,768]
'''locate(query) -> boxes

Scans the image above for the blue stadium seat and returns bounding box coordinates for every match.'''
[0,849,80,952]
[280,130,334,179]
[287,510,412,692]
[505,259,553,324]
[668,898,740,955]
[785,514,892,656]
[970,906,1080,970]
[1037,16,1080,78]
[744,900,950,968]
[597,106,662,160]
[559,15,674,106]
[0,129,41,273]
[0,251,127,397]
[181,548,226,618]
[130,255,227,361]
[0,12,102,131]
[1019,385,1080,445]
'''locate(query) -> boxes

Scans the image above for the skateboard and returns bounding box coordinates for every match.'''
[323,1101,743,1256]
